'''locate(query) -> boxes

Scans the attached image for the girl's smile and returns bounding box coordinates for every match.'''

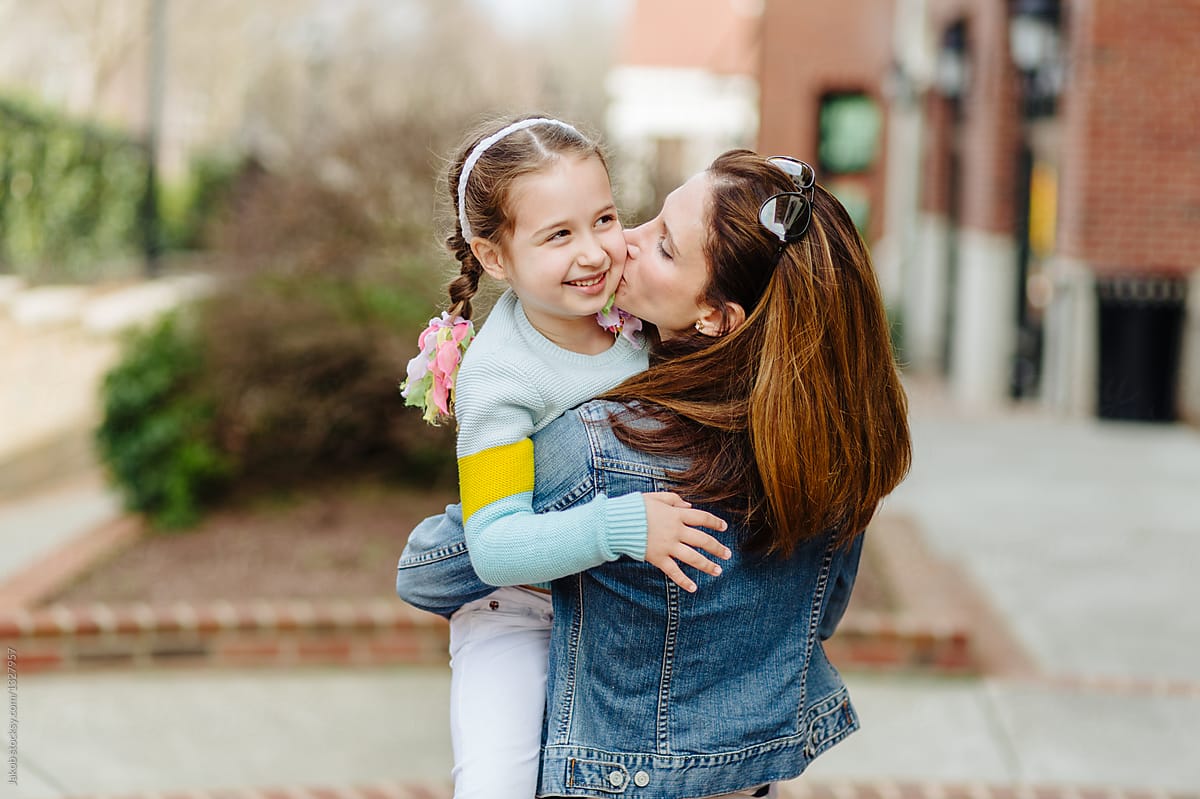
[563,268,610,294]
[473,153,627,352]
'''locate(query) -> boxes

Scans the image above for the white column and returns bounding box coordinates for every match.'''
[875,106,924,311]
[1039,257,1098,417]
[881,0,933,345]
[904,212,950,373]
[949,229,1019,407]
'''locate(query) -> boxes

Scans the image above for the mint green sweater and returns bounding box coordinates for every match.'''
[453,290,650,586]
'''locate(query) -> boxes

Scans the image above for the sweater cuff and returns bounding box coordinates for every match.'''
[604,493,648,561]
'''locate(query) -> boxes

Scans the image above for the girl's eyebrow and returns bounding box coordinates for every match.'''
[531,202,617,239]
[531,218,570,238]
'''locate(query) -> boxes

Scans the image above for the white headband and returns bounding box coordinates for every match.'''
[456,117,582,241]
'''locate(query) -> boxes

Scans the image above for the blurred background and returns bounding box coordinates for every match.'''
[1,0,1198,796]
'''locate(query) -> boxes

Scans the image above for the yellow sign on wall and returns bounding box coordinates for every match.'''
[1028,161,1057,258]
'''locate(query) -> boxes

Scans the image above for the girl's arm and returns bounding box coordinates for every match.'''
[455,384,728,589]
[394,407,729,617]
[459,434,648,585]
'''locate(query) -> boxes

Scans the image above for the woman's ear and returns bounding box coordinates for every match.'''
[721,302,747,334]
[696,302,746,336]
[470,237,507,281]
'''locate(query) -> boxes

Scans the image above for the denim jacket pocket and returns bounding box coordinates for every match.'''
[802,688,859,759]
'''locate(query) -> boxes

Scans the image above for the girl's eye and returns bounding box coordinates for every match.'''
[549,229,570,241]
[596,213,617,227]
[657,238,673,260]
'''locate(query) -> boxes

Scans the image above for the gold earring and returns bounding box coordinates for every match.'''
[694,321,705,334]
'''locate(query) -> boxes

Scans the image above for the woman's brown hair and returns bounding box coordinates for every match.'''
[443,115,607,321]
[605,150,911,555]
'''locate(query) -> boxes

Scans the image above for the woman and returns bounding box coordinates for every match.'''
[397,150,911,797]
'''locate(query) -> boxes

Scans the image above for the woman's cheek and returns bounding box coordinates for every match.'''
[608,256,625,286]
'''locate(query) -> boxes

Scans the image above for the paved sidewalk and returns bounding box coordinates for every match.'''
[7,666,1199,796]
[0,274,214,486]
[888,389,1200,684]
[0,277,186,470]
[0,275,211,588]
[0,473,120,588]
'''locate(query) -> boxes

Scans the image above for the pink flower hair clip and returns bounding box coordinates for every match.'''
[400,312,476,425]
[596,295,644,349]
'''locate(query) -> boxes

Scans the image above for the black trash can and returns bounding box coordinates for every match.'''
[1095,275,1188,422]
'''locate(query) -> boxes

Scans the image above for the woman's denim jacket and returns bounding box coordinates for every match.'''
[396,401,864,799]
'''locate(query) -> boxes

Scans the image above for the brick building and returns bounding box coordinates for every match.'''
[758,0,895,246]
[757,0,1200,421]
[607,0,760,221]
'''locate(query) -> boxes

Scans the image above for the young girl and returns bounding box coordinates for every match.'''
[400,115,731,799]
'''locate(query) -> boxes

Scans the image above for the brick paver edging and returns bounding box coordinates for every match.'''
[60,780,1200,799]
[0,597,977,675]
[0,599,449,673]
[824,610,975,674]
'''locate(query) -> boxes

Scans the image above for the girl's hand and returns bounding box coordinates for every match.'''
[642,492,732,593]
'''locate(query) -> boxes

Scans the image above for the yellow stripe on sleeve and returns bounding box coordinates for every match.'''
[458,438,535,521]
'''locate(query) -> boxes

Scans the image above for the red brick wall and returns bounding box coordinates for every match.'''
[926,0,1021,236]
[920,92,953,216]
[757,0,894,241]
[1057,0,1200,275]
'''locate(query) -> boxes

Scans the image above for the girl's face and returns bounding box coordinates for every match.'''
[481,154,625,342]
[616,170,714,339]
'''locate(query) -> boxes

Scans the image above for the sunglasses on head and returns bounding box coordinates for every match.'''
[758,157,816,249]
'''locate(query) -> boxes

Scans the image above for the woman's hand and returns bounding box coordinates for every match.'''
[642,492,732,593]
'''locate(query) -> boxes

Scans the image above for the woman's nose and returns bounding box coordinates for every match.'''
[624,222,647,247]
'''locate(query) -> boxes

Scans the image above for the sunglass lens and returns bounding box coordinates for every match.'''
[759,194,811,242]
[769,157,816,190]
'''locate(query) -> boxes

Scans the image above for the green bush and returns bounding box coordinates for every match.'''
[95,113,469,527]
[194,113,467,493]
[0,95,149,282]
[199,273,457,488]
[159,152,243,251]
[95,314,231,529]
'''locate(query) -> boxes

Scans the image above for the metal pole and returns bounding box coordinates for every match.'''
[143,0,167,277]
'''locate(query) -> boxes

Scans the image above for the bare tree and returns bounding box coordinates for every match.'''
[0,0,627,174]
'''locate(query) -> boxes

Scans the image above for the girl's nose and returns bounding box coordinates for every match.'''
[577,233,606,267]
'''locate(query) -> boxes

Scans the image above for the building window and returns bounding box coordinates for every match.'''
[818,92,882,175]
[818,91,882,235]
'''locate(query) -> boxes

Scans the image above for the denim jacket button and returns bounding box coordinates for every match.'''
[633,770,650,787]
[608,769,626,787]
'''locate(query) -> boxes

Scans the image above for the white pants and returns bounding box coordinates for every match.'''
[449,586,553,799]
